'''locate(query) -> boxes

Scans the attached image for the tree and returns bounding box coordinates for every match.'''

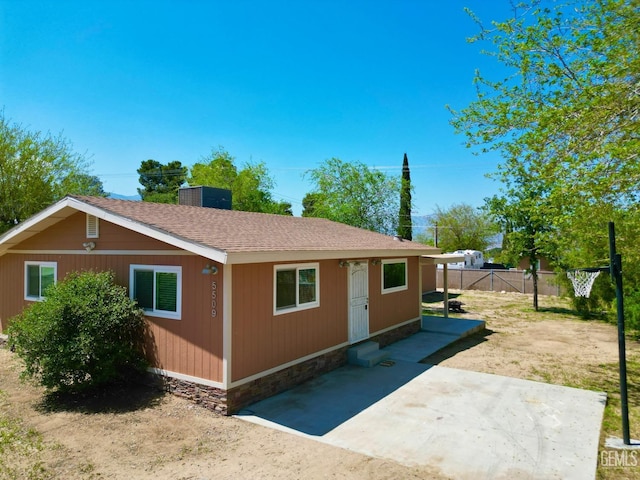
[304,158,400,234]
[188,147,292,214]
[449,0,640,315]
[398,153,413,240]
[484,160,557,310]
[62,173,107,197]
[188,147,237,190]
[7,271,147,393]
[431,203,496,254]
[0,113,100,233]
[451,0,639,208]
[137,159,187,203]
[301,192,323,218]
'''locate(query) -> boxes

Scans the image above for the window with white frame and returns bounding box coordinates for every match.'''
[130,265,182,320]
[274,263,319,314]
[24,261,57,301]
[381,258,408,294]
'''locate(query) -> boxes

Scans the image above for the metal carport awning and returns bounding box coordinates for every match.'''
[422,254,465,318]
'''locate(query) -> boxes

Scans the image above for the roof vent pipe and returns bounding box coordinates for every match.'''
[393,235,403,241]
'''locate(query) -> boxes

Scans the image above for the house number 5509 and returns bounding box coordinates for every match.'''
[211,280,217,318]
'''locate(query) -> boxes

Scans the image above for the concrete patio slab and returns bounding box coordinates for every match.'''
[238,362,606,479]
[237,318,606,479]
[422,315,486,337]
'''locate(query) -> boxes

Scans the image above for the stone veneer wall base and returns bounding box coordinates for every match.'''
[161,319,421,415]
[369,319,421,348]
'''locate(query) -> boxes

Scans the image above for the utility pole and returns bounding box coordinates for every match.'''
[434,222,438,248]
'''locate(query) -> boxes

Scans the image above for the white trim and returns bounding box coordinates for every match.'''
[130,264,182,320]
[421,253,465,265]
[381,258,409,294]
[418,258,423,312]
[148,367,224,390]
[228,341,350,389]
[0,200,75,250]
[227,249,437,265]
[65,198,229,264]
[8,248,433,264]
[86,214,99,238]
[24,261,57,301]
[0,196,441,264]
[0,197,229,263]
[273,262,320,315]
[222,265,232,389]
[8,250,195,256]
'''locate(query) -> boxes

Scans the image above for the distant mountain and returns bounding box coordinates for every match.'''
[108,193,141,201]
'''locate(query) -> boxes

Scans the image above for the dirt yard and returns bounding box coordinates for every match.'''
[1,290,639,479]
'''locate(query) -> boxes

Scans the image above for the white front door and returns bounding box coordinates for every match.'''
[348,261,369,343]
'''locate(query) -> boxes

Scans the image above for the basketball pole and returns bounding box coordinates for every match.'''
[609,221,630,445]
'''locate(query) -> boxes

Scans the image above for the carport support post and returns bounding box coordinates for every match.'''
[609,222,630,445]
[443,264,449,318]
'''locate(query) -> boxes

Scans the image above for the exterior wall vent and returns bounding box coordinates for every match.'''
[179,186,232,210]
[86,214,99,238]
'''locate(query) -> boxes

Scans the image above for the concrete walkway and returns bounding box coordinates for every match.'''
[237,317,606,479]
[383,316,485,362]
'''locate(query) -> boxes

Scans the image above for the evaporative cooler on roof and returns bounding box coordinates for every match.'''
[178,186,232,210]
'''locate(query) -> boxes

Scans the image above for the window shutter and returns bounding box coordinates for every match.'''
[155,272,177,312]
[86,214,99,238]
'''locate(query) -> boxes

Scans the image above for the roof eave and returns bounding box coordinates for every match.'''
[0,197,77,257]
[421,253,466,265]
[226,247,440,265]
[0,196,440,266]
[0,196,229,264]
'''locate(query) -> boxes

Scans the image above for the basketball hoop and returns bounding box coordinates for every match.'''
[567,269,601,298]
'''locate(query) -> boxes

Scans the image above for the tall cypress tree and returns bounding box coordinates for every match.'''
[398,153,412,240]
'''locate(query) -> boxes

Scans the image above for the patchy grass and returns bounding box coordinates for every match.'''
[0,390,50,480]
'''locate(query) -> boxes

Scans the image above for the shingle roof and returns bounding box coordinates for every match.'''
[0,195,439,263]
[73,195,435,253]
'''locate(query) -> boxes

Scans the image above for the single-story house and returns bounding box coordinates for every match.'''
[0,193,441,413]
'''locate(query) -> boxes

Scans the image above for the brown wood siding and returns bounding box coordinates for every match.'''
[422,264,436,293]
[369,257,421,333]
[17,212,180,251]
[0,252,223,383]
[231,260,348,381]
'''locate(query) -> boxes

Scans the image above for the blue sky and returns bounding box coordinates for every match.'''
[1,1,513,220]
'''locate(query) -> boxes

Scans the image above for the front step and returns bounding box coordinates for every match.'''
[348,341,391,367]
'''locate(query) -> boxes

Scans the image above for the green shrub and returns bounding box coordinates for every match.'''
[7,270,147,392]
[624,288,640,335]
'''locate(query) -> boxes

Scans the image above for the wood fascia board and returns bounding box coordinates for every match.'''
[421,254,466,265]
[64,198,230,264]
[0,197,229,264]
[0,200,77,256]
[225,248,441,265]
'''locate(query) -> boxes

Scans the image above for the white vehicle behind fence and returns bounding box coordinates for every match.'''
[437,249,484,269]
